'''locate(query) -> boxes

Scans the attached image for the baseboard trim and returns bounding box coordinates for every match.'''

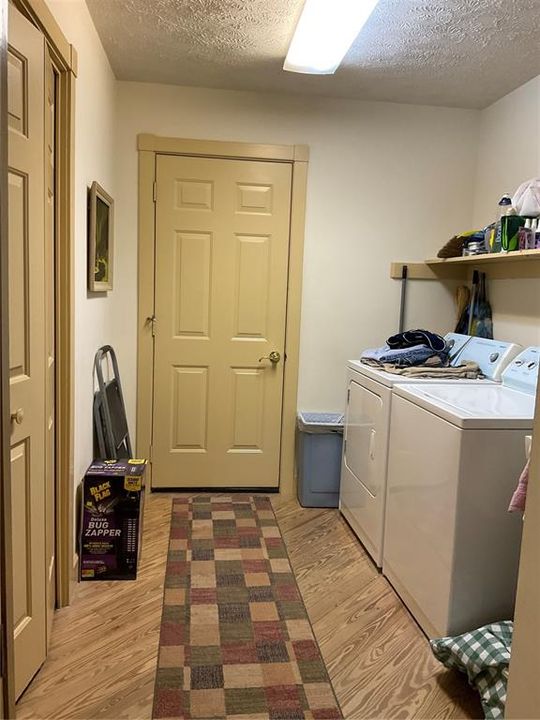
[150,486,280,494]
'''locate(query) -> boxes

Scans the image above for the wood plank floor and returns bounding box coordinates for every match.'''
[16,493,482,719]
[274,500,482,720]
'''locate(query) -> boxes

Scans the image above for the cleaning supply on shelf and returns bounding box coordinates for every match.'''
[518,219,532,250]
[534,218,540,249]
[490,194,514,252]
[462,234,486,256]
[524,218,539,250]
[483,223,496,252]
[500,213,524,252]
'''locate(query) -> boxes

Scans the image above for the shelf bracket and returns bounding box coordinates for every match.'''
[390,262,441,280]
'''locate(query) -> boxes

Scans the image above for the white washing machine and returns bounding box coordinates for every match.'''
[383,347,539,639]
[339,335,522,568]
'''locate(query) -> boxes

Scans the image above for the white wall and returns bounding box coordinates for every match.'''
[472,75,540,346]
[39,4,540,485]
[116,82,479,414]
[45,1,126,496]
[39,0,540,472]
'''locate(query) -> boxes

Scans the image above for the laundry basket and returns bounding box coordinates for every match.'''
[296,412,343,508]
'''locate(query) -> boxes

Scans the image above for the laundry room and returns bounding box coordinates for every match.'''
[1,1,540,719]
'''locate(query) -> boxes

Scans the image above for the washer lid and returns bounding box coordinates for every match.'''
[347,360,407,387]
[394,383,536,429]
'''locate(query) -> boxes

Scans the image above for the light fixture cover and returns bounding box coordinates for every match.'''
[284,0,380,75]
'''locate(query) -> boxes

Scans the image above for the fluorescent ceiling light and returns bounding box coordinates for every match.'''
[284,0,380,75]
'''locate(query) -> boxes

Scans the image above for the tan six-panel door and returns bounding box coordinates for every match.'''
[152,155,292,488]
[8,5,47,698]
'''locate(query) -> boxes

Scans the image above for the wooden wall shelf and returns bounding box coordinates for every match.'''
[391,249,540,280]
[427,249,540,266]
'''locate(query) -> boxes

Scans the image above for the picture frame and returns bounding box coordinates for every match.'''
[88,181,114,292]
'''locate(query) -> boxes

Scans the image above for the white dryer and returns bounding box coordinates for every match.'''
[339,336,522,568]
[383,347,539,638]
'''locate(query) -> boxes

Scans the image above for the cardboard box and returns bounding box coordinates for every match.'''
[79,459,146,581]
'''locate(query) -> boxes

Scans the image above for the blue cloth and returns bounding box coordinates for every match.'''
[361,344,443,367]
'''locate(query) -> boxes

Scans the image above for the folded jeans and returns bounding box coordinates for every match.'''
[361,344,447,367]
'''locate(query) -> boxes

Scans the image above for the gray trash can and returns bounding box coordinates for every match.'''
[296,412,343,508]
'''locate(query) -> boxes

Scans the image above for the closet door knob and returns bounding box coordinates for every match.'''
[10,408,24,425]
[258,351,281,364]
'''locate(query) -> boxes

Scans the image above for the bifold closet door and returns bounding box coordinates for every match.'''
[7,4,47,698]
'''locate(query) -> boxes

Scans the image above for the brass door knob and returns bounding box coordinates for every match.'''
[11,408,24,425]
[259,351,281,364]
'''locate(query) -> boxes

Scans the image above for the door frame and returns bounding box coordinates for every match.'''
[0,2,76,711]
[137,134,309,497]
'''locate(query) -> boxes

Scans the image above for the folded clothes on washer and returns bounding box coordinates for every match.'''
[376,361,483,379]
[361,344,437,366]
[387,329,447,352]
[360,343,449,367]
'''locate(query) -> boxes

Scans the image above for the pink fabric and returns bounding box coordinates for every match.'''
[508,460,530,513]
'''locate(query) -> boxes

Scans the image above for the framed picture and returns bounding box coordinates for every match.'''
[88,181,114,292]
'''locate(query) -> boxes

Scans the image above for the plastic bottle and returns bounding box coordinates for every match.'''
[492,194,515,252]
[498,194,514,216]
[518,219,531,250]
[483,223,496,252]
[527,219,537,249]
[534,219,540,249]
[528,219,536,249]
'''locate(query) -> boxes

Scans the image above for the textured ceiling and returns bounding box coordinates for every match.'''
[86,0,540,109]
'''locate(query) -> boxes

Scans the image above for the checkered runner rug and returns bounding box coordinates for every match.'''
[153,495,342,720]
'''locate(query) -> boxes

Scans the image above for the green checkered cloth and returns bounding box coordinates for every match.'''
[430,621,513,719]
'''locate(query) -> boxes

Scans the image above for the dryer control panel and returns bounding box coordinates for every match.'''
[502,347,540,394]
[457,338,523,381]
[445,333,472,364]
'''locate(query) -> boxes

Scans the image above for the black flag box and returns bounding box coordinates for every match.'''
[79,459,147,581]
